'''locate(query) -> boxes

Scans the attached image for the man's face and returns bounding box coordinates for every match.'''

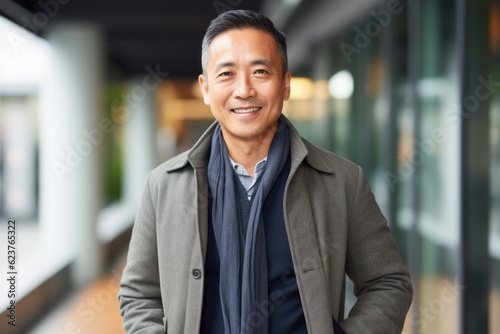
[198,28,291,145]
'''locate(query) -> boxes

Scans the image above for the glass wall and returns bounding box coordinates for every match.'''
[285,0,497,332]
[414,0,461,333]
[489,1,500,332]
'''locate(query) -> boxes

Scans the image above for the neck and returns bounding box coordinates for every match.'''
[221,129,276,178]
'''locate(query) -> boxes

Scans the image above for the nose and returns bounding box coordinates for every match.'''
[233,74,256,99]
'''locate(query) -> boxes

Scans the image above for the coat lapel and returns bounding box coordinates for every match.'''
[284,118,335,333]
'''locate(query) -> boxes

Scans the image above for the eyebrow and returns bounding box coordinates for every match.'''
[214,61,236,71]
[214,59,273,71]
[250,59,272,67]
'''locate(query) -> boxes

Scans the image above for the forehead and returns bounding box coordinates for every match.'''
[207,28,279,65]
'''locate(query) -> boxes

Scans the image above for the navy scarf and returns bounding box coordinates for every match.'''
[207,117,290,334]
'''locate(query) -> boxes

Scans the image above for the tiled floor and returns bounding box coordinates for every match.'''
[27,272,125,334]
[25,268,500,333]
[26,253,127,334]
[402,275,500,333]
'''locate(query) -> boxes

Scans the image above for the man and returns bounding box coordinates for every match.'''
[119,9,412,334]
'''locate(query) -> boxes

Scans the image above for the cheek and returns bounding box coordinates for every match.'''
[211,89,230,105]
[267,91,285,107]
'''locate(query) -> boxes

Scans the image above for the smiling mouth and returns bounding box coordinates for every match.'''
[231,107,261,114]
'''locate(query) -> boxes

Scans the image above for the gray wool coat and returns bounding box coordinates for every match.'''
[119,117,413,334]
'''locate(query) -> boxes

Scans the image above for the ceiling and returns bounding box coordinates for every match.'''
[1,0,387,80]
[0,0,267,79]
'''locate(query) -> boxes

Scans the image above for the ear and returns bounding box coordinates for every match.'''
[198,74,210,105]
[283,70,292,101]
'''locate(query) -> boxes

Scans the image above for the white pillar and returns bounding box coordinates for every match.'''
[122,80,157,206]
[39,23,105,287]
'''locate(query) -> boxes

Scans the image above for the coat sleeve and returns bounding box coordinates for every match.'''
[118,173,165,333]
[340,167,413,334]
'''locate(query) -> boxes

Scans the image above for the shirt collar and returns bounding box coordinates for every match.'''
[229,157,268,177]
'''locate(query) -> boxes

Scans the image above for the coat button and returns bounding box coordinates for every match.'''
[192,268,202,279]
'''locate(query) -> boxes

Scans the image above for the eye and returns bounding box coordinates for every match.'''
[218,71,232,77]
[254,69,268,75]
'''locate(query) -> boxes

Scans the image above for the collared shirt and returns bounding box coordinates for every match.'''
[229,157,267,200]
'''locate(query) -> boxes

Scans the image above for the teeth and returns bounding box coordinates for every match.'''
[232,107,260,113]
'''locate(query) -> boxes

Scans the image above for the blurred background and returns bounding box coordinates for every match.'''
[0,0,498,333]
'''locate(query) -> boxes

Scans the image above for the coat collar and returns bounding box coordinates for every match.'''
[164,115,335,175]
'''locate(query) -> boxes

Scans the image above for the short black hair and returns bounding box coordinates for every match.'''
[201,10,288,76]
